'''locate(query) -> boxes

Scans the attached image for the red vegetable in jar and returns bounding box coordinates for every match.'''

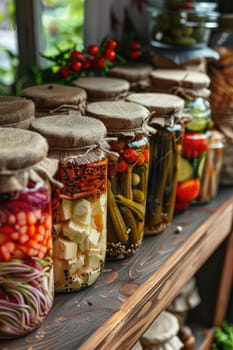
[182,133,208,159]
[176,178,200,203]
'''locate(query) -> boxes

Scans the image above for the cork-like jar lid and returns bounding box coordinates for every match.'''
[108,63,153,82]
[0,96,35,129]
[30,114,106,150]
[72,76,130,100]
[21,83,87,111]
[0,128,48,171]
[126,93,184,114]
[86,100,150,132]
[150,69,210,90]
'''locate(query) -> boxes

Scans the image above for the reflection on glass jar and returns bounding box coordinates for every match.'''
[175,132,209,212]
[184,97,211,133]
[146,124,183,234]
[107,135,150,259]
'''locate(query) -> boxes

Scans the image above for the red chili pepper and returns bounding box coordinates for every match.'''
[123,148,139,163]
[176,178,200,203]
[144,149,150,163]
[117,159,128,172]
[182,133,208,159]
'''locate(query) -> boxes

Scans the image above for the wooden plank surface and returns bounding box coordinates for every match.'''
[1,187,233,350]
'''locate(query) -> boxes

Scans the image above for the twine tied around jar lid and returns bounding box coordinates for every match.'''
[86,100,155,137]
[0,96,35,129]
[30,114,118,163]
[126,92,192,127]
[0,128,60,193]
[21,84,87,117]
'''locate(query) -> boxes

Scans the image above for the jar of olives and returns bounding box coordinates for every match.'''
[126,92,188,234]
[0,128,55,338]
[86,100,151,259]
[31,115,108,292]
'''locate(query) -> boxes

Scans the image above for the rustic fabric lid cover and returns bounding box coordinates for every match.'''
[108,63,153,82]
[150,69,210,90]
[86,100,150,136]
[0,96,35,128]
[141,311,183,348]
[21,83,87,112]
[72,76,130,100]
[0,128,58,193]
[30,114,107,160]
[126,92,190,126]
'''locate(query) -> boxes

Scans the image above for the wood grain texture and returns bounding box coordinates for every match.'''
[1,188,233,350]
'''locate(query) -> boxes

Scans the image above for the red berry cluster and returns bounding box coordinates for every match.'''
[47,38,142,81]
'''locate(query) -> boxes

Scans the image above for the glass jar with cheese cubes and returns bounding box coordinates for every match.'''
[0,128,55,338]
[31,115,108,292]
[86,101,151,259]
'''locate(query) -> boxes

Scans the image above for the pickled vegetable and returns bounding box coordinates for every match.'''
[107,136,149,259]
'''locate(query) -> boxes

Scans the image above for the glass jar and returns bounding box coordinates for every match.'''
[86,101,150,259]
[31,115,108,292]
[108,62,153,92]
[21,83,87,118]
[72,76,130,102]
[0,128,54,339]
[0,96,35,129]
[140,311,183,350]
[126,93,186,234]
[196,130,224,204]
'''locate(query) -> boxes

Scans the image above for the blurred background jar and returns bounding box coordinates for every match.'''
[86,100,150,259]
[0,128,55,338]
[31,115,108,292]
[72,76,130,103]
[0,96,35,129]
[21,83,87,118]
[126,92,189,234]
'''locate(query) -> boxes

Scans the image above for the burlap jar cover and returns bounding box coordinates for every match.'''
[72,76,130,102]
[0,96,35,129]
[152,55,207,74]
[0,128,58,194]
[108,62,153,92]
[149,69,211,100]
[21,83,87,118]
[140,311,183,350]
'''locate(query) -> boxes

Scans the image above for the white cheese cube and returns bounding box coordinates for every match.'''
[53,237,77,260]
[68,256,85,274]
[73,198,92,225]
[59,199,73,221]
[63,220,89,243]
[88,228,100,247]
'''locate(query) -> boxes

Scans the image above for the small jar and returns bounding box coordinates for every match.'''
[126,93,187,235]
[175,132,209,212]
[86,100,150,259]
[31,115,108,292]
[196,130,224,204]
[0,96,35,129]
[0,128,54,338]
[140,311,183,350]
[150,69,211,133]
[21,83,87,117]
[108,62,153,92]
[72,76,130,102]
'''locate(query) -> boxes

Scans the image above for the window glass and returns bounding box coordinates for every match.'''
[0,0,17,92]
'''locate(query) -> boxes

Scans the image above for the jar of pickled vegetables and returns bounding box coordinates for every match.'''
[31,115,108,292]
[0,128,54,338]
[72,76,130,102]
[126,93,188,234]
[150,69,211,133]
[108,62,153,92]
[86,100,151,259]
[21,83,87,117]
[0,96,35,129]
[195,130,224,204]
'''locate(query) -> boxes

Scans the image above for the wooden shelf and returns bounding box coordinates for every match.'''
[2,187,233,350]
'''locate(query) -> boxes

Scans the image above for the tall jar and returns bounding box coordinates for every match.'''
[21,83,87,117]
[108,62,153,92]
[0,96,35,129]
[126,93,187,235]
[150,69,212,211]
[86,101,151,259]
[72,76,130,102]
[0,128,54,338]
[31,115,108,292]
